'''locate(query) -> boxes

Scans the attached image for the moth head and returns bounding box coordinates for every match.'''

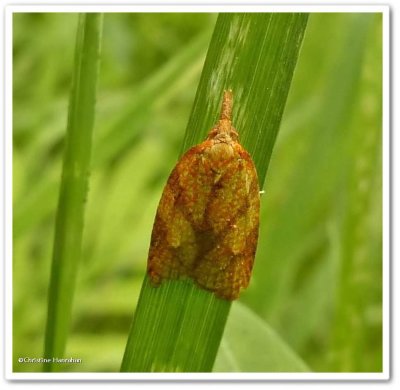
[207,90,239,142]
[207,125,239,143]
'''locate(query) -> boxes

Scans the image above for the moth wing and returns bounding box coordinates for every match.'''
[192,156,260,300]
[147,147,212,283]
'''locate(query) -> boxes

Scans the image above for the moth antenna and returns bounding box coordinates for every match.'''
[220,89,233,121]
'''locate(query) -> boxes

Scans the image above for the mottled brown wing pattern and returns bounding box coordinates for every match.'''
[191,151,260,299]
[147,150,203,284]
[147,143,260,300]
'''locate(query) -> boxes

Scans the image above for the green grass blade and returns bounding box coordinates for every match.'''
[214,302,309,372]
[121,13,309,373]
[330,14,383,372]
[43,13,103,372]
[122,277,230,372]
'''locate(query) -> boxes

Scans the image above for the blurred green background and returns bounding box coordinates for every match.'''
[13,13,383,372]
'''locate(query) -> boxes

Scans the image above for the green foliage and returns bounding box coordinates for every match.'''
[214,302,309,372]
[42,13,103,371]
[12,12,383,373]
[242,13,383,372]
[121,277,230,372]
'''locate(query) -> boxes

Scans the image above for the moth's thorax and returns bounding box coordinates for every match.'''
[204,122,240,167]
[205,140,235,167]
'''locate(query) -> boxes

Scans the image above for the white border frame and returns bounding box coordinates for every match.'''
[3,3,390,382]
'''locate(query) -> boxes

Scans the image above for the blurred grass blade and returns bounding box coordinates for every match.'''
[121,13,309,372]
[13,29,210,240]
[330,14,383,372]
[43,13,103,372]
[93,30,211,167]
[214,302,309,372]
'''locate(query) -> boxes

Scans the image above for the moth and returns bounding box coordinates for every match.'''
[147,90,260,300]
